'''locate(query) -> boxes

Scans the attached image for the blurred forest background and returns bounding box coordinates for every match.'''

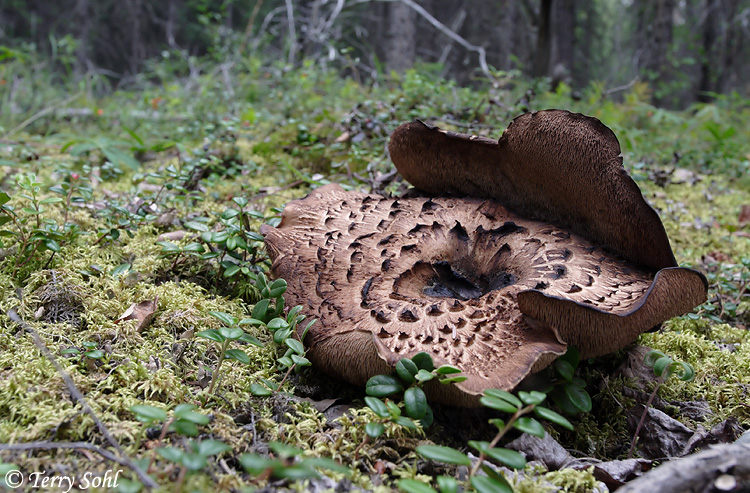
[2,0,749,110]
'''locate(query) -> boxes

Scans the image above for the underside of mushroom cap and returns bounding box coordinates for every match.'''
[388,110,677,271]
[261,183,704,405]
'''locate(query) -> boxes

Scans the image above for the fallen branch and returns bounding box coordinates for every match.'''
[7,307,158,489]
[617,442,750,493]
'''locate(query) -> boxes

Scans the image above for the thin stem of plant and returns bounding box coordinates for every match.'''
[469,404,534,478]
[628,377,665,459]
[208,340,229,395]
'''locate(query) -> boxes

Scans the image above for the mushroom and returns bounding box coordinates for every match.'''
[261,110,707,406]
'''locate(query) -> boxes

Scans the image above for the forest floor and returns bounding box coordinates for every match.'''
[1,61,750,492]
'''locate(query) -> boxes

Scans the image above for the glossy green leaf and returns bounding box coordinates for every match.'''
[513,417,545,437]
[480,395,518,413]
[196,329,224,343]
[225,349,251,364]
[483,389,522,408]
[395,416,418,430]
[365,396,390,418]
[284,338,305,354]
[518,390,546,406]
[249,383,272,396]
[411,352,434,372]
[534,406,574,430]
[485,447,526,470]
[239,453,276,474]
[416,445,471,466]
[436,475,458,493]
[397,479,438,493]
[268,441,303,458]
[404,387,428,419]
[219,327,244,340]
[553,358,575,381]
[396,358,419,384]
[365,422,385,438]
[471,474,513,493]
[435,365,462,375]
[209,311,237,327]
[366,374,403,397]
[563,381,592,412]
[195,440,231,457]
[130,404,167,422]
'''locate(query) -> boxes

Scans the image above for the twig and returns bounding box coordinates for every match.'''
[284,0,297,65]
[627,377,665,459]
[603,77,640,96]
[350,0,497,84]
[2,92,83,139]
[7,308,158,489]
[0,441,134,467]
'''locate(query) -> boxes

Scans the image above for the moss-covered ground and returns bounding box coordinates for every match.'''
[1,58,749,492]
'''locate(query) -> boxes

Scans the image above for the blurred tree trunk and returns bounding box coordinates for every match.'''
[533,0,552,77]
[386,1,417,73]
[698,0,740,101]
[496,0,517,71]
[637,0,675,104]
[552,0,574,87]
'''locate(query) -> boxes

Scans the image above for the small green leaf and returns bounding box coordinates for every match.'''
[396,358,419,384]
[239,333,264,347]
[290,354,310,366]
[298,457,351,475]
[395,416,418,430]
[196,329,224,343]
[365,422,385,438]
[195,440,231,457]
[209,311,237,327]
[219,327,244,340]
[411,352,434,372]
[156,446,183,463]
[239,453,276,474]
[553,358,575,381]
[483,389,523,408]
[249,383,272,396]
[184,220,209,232]
[534,406,574,430]
[471,472,513,493]
[513,417,545,437]
[435,365,462,375]
[225,349,251,364]
[397,479,438,493]
[110,263,131,277]
[484,447,526,470]
[84,349,104,359]
[366,375,404,397]
[268,441,303,459]
[130,404,167,422]
[285,338,305,354]
[653,356,674,377]
[644,350,667,368]
[415,369,434,382]
[365,396,390,418]
[563,381,592,412]
[480,395,518,413]
[671,361,695,381]
[518,390,546,406]
[171,420,199,436]
[439,375,468,384]
[174,405,210,425]
[436,475,459,493]
[416,445,471,466]
[404,387,428,419]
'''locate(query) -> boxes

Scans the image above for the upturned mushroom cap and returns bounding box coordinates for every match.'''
[261,110,708,406]
[389,110,676,271]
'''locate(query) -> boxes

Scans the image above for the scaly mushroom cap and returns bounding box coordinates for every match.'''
[389,110,676,271]
[261,110,708,406]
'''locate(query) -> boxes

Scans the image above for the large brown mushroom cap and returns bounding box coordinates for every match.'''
[261,110,708,406]
[389,110,676,271]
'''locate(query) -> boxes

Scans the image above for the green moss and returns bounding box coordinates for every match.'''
[639,319,750,426]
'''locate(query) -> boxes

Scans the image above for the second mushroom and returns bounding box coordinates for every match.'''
[261,110,707,406]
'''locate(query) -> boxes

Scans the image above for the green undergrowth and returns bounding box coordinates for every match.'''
[0,52,749,491]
